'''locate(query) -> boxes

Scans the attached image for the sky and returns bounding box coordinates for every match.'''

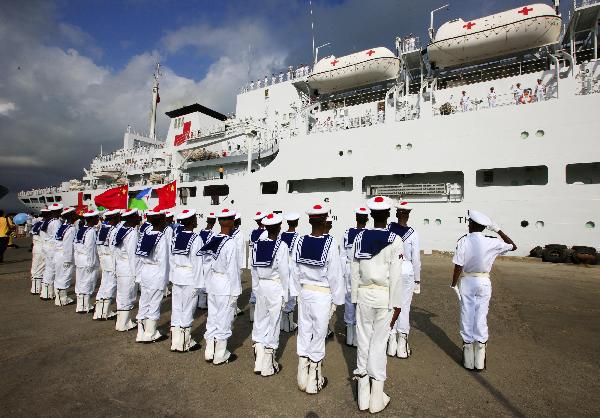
[0,0,565,212]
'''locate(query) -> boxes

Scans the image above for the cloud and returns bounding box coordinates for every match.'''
[0,100,17,116]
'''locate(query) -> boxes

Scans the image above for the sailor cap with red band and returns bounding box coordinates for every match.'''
[261,213,283,226]
[253,211,266,220]
[103,209,121,216]
[145,209,164,217]
[61,207,76,215]
[396,201,413,211]
[122,208,140,217]
[468,209,492,227]
[217,208,236,219]
[40,208,50,213]
[83,210,99,218]
[49,203,63,211]
[355,207,370,215]
[164,210,174,218]
[284,212,300,221]
[206,212,216,219]
[306,204,329,216]
[177,209,196,220]
[367,196,391,211]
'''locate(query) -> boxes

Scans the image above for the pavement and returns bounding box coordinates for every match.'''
[1,238,599,417]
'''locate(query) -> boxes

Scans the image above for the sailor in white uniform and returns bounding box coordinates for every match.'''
[451,209,516,371]
[248,211,267,321]
[197,211,216,309]
[487,87,497,108]
[351,196,403,413]
[279,212,300,332]
[73,210,100,313]
[169,209,203,352]
[292,204,345,394]
[534,79,546,102]
[251,213,291,376]
[30,209,49,295]
[162,210,178,298]
[93,209,121,320]
[198,207,241,365]
[341,206,369,347]
[135,210,170,343]
[231,212,245,316]
[40,203,63,300]
[387,201,421,358]
[54,207,77,307]
[113,209,141,332]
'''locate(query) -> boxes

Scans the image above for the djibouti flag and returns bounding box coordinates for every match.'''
[128,187,152,211]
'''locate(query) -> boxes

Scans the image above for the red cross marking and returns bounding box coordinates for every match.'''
[463,21,476,30]
[330,59,339,66]
[174,121,191,146]
[366,49,376,56]
[518,6,533,15]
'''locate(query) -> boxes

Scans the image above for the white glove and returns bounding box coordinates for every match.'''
[451,285,461,302]
[487,222,501,233]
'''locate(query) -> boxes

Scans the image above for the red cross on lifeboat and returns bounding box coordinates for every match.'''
[330,59,339,66]
[174,121,191,146]
[463,21,476,30]
[518,6,533,15]
[366,49,376,57]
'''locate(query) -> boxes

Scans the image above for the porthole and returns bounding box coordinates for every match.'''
[586,221,595,229]
[423,218,430,225]
[535,221,544,229]
[435,218,441,225]
[406,143,413,150]
[520,131,529,139]
[521,220,529,228]
[338,151,344,156]
[347,149,353,155]
[535,130,545,137]
[395,144,401,150]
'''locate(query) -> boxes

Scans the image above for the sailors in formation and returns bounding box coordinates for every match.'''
[28,197,514,413]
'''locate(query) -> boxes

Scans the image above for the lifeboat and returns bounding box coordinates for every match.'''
[427,3,562,69]
[307,47,399,94]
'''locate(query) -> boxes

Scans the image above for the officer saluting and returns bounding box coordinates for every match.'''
[451,210,516,371]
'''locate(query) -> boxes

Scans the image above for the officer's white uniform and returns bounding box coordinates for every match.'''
[113,210,140,331]
[41,204,63,300]
[73,211,100,313]
[29,213,47,294]
[54,208,76,306]
[94,209,121,319]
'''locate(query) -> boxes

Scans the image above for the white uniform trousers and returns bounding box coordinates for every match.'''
[75,267,98,295]
[393,273,415,334]
[204,294,237,341]
[136,286,164,321]
[42,253,56,285]
[252,281,284,349]
[355,303,394,381]
[54,260,74,290]
[31,248,45,278]
[171,285,198,328]
[116,275,138,310]
[96,270,117,300]
[459,276,492,343]
[297,288,332,363]
[344,292,356,325]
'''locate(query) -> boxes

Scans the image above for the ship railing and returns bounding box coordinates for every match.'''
[575,59,600,95]
[367,183,463,202]
[308,109,385,134]
[398,36,420,55]
[241,65,312,93]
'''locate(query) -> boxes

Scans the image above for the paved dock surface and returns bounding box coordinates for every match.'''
[1,239,599,417]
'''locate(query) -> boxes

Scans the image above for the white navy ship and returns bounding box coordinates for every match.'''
[18,1,600,256]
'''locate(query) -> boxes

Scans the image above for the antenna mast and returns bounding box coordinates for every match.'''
[149,62,162,140]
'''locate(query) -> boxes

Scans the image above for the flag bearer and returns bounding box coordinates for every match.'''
[135,210,170,343]
[292,204,344,394]
[74,210,100,313]
[451,210,516,371]
[93,209,121,320]
[341,207,369,347]
[279,212,300,332]
[169,209,203,352]
[113,209,141,332]
[197,211,216,309]
[248,211,267,321]
[351,196,403,413]
[199,207,241,365]
[54,207,78,306]
[387,201,421,358]
[40,203,63,300]
[251,213,290,376]
[30,209,49,295]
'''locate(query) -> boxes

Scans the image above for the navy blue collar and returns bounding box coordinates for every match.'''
[344,227,365,248]
[280,231,298,254]
[250,228,265,244]
[199,229,213,244]
[354,229,397,260]
[295,234,333,267]
[252,237,282,267]
[75,225,90,244]
[171,230,197,255]
[97,224,112,246]
[197,234,230,260]
[135,230,164,257]
[140,222,152,234]
[112,226,133,247]
[55,223,72,241]
[387,222,414,241]
[31,220,45,235]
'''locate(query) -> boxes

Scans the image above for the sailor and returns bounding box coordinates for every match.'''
[251,213,290,376]
[487,87,497,108]
[387,201,421,358]
[93,209,121,320]
[249,80,254,90]
[163,210,178,298]
[271,73,277,85]
[264,75,269,86]
[169,209,203,352]
[351,196,403,413]
[113,208,142,332]
[292,204,344,394]
[257,79,262,89]
[29,208,49,294]
[513,83,523,105]
[135,210,170,343]
[197,211,217,310]
[278,72,284,83]
[324,214,336,339]
[248,211,267,321]
[73,210,100,313]
[534,79,546,102]
[40,203,63,300]
[287,66,293,80]
[451,210,517,371]
[460,91,470,112]
[53,207,78,306]
[341,207,370,347]
[198,207,241,365]
[231,212,245,316]
[279,212,300,332]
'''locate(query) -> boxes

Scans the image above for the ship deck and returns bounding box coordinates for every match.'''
[1,238,599,417]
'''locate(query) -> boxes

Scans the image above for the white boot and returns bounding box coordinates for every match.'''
[136,319,146,342]
[182,327,197,351]
[197,291,208,309]
[261,347,279,377]
[346,325,354,346]
[55,289,73,306]
[474,341,486,371]
[142,319,163,342]
[170,326,184,351]
[463,342,475,370]
[253,343,265,374]
[82,295,92,313]
[387,332,398,356]
[104,299,116,319]
[397,333,411,359]
[306,360,326,394]
[115,310,137,331]
[249,303,255,323]
[204,338,215,362]
[369,379,390,414]
[356,375,370,411]
[40,282,54,300]
[213,339,233,365]
[413,282,421,294]
[297,356,310,391]
[31,278,42,294]
[76,294,85,313]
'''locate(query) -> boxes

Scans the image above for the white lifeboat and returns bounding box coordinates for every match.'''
[427,3,562,69]
[307,47,399,94]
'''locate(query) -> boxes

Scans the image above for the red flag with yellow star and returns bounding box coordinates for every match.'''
[153,181,176,211]
[94,185,128,210]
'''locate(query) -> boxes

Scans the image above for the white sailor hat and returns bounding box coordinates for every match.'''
[284,212,300,221]
[217,207,236,219]
[468,209,492,227]
[40,208,50,213]
[122,208,140,218]
[326,216,333,222]
[261,213,283,226]
[253,211,266,220]
[48,203,63,211]
[61,207,76,216]
[367,196,391,211]
[145,209,164,217]
[355,207,370,215]
[396,201,413,211]
[103,209,121,217]
[306,204,329,216]
[206,212,216,219]
[177,209,196,221]
[83,210,99,218]
[235,212,242,220]
[164,210,174,218]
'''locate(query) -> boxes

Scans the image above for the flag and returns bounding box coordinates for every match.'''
[128,187,151,211]
[153,181,176,211]
[94,185,128,210]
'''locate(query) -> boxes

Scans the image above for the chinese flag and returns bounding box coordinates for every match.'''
[94,185,128,210]
[153,181,176,211]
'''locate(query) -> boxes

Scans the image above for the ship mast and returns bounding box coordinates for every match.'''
[149,62,162,139]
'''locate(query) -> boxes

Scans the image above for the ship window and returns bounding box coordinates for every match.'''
[83,194,91,200]
[55,196,62,202]
[21,198,30,203]
[566,162,600,184]
[30,198,39,203]
[188,187,197,197]
[203,184,229,197]
[261,181,278,195]
[521,220,529,228]
[287,177,353,194]
[362,171,464,201]
[46,196,54,202]
[476,166,548,187]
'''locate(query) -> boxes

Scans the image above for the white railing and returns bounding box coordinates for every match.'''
[240,64,313,92]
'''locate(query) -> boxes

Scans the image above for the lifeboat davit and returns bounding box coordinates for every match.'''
[427,3,562,69]
[307,47,399,94]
